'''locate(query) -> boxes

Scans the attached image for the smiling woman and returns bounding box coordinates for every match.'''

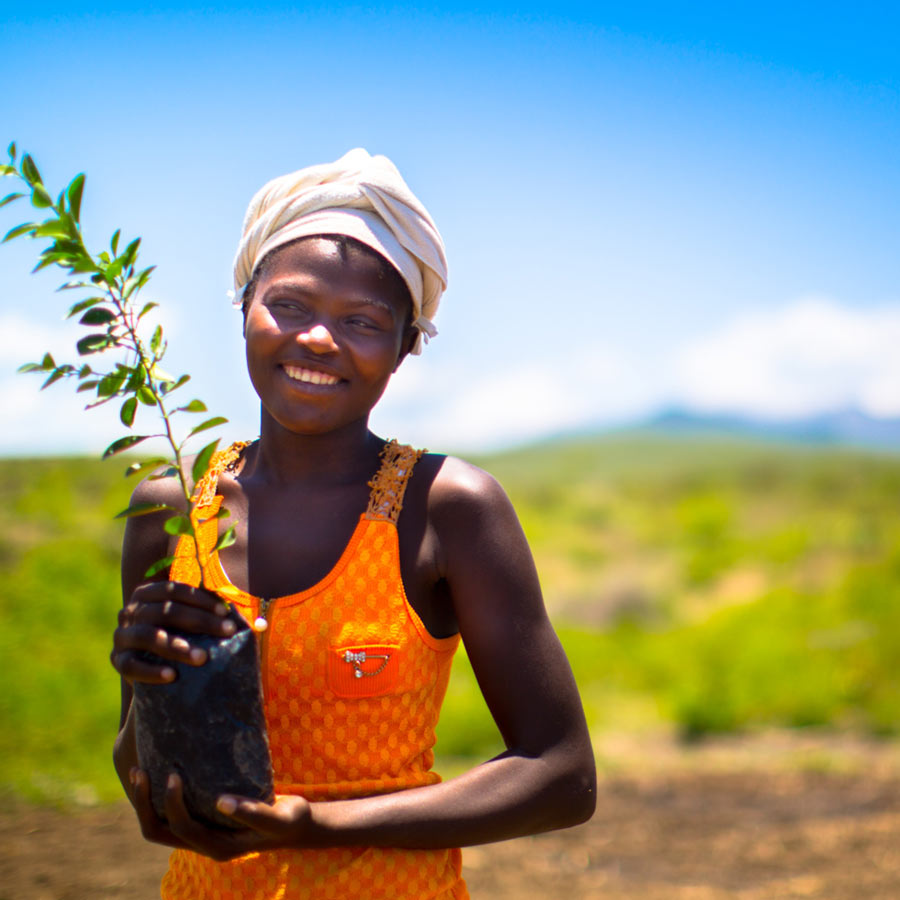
[110,148,595,900]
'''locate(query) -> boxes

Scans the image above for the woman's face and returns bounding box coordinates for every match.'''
[244,237,415,437]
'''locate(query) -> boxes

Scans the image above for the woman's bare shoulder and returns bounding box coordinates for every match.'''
[411,452,516,537]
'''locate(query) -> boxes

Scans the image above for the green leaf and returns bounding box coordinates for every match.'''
[125,365,146,392]
[148,466,179,480]
[78,364,92,377]
[33,220,70,239]
[144,556,176,578]
[41,352,55,369]
[31,185,53,208]
[76,379,99,392]
[40,368,67,390]
[149,364,175,385]
[122,237,141,267]
[110,229,120,255]
[137,385,157,406]
[0,192,24,209]
[67,296,105,318]
[32,255,69,273]
[160,373,189,395]
[103,434,150,458]
[114,501,172,519]
[97,370,126,397]
[70,257,99,274]
[17,362,41,373]
[7,142,15,162]
[150,324,163,354]
[79,306,116,326]
[105,257,124,281]
[191,439,220,484]
[163,514,194,536]
[76,333,111,355]
[137,301,158,319]
[84,394,116,410]
[21,154,41,185]
[120,396,137,426]
[124,457,169,478]
[213,525,237,552]
[3,223,37,242]
[189,416,228,438]
[177,399,206,413]
[66,173,85,221]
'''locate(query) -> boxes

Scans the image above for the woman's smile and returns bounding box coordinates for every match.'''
[280,363,342,387]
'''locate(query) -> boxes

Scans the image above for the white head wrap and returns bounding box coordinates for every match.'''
[232,148,447,354]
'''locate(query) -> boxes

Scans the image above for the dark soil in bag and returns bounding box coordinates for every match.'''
[134,607,274,829]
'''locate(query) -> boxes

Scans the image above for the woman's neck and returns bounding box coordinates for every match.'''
[244,413,384,487]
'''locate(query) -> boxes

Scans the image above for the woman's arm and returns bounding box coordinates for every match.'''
[302,457,596,844]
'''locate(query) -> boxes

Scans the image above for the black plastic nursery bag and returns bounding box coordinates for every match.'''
[134,607,274,829]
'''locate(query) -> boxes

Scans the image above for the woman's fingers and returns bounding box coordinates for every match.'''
[113,650,177,684]
[134,580,229,614]
[111,618,224,680]
[128,582,235,636]
[111,581,238,681]
[129,768,186,849]
[115,622,209,661]
[164,774,260,862]
[217,794,311,836]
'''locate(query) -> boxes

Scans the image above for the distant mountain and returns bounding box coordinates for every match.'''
[641,408,900,451]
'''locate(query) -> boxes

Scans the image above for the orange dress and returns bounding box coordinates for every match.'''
[160,441,468,900]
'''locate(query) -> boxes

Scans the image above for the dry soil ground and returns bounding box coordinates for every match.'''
[4,734,900,900]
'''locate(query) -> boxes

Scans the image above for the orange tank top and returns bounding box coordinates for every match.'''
[160,440,468,900]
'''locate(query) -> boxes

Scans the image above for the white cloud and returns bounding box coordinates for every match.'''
[671,297,900,420]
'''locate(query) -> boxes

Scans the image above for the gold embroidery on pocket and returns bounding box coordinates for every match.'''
[342,649,391,678]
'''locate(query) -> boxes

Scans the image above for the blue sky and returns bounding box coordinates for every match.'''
[2,2,898,453]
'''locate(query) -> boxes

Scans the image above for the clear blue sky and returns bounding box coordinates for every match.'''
[2,2,898,453]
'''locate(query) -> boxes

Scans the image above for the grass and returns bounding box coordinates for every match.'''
[2,434,899,803]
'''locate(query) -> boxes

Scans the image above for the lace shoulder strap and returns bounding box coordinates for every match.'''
[191,440,252,508]
[365,440,425,524]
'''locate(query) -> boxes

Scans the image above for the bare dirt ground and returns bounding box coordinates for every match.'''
[4,733,900,900]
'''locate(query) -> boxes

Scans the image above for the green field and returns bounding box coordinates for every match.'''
[2,432,899,804]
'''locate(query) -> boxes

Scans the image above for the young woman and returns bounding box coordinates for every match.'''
[111,149,595,899]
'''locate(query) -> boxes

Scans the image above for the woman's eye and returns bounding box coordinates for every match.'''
[270,299,304,313]
[346,316,381,330]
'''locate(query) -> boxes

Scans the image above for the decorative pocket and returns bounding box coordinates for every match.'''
[328,644,400,698]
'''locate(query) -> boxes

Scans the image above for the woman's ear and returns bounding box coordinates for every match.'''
[393,324,419,372]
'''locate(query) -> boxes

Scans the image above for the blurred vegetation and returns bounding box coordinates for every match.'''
[2,432,899,803]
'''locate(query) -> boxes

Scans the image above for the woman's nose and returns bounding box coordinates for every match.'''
[298,323,338,353]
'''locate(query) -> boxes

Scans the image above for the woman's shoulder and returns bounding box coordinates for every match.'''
[410,451,514,531]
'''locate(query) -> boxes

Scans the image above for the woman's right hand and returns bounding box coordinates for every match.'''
[111,581,237,684]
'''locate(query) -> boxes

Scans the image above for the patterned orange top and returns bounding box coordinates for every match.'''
[160,440,468,900]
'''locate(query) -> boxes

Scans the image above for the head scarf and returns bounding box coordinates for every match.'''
[232,148,447,354]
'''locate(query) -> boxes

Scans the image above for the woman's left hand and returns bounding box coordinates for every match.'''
[130,768,313,861]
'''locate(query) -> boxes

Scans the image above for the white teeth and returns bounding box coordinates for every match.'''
[283,365,339,386]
